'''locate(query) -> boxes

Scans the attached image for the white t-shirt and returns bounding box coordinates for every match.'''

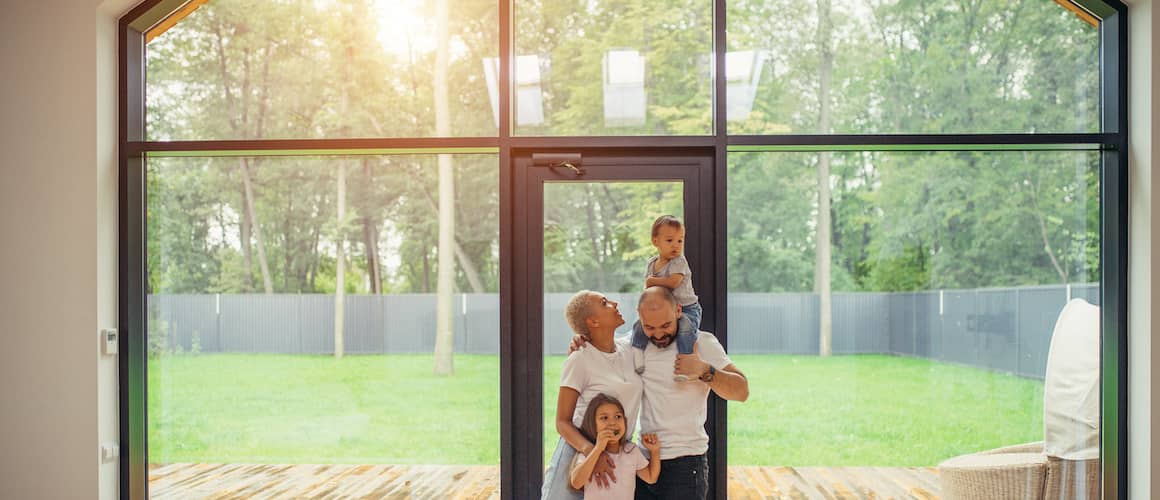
[559,338,644,437]
[637,332,732,460]
[572,442,649,500]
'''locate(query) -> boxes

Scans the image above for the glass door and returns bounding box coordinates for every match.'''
[508,151,722,498]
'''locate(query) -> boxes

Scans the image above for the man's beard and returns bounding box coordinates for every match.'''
[649,333,676,348]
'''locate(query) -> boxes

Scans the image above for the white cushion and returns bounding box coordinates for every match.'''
[1043,299,1100,460]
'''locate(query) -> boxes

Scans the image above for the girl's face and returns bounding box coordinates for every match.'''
[594,402,626,439]
[652,225,685,259]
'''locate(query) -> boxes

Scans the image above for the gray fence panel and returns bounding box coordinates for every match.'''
[886,294,910,356]
[1072,284,1100,305]
[384,294,436,353]
[941,291,978,365]
[344,295,385,354]
[149,294,220,352]
[728,294,780,353]
[151,284,1099,380]
[465,294,500,354]
[218,295,298,353]
[833,293,889,354]
[729,293,819,354]
[1017,287,1066,380]
[974,289,1019,374]
[297,295,333,354]
[915,292,939,358]
[780,293,818,355]
[543,294,571,355]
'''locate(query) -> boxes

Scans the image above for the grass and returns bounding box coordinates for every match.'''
[149,353,1042,467]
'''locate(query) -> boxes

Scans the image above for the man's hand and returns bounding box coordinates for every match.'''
[567,334,590,354]
[589,450,617,488]
[674,343,710,379]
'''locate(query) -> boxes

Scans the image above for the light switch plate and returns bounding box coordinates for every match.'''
[101,328,118,356]
[100,442,119,463]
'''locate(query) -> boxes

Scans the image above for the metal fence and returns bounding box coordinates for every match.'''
[149,284,1098,379]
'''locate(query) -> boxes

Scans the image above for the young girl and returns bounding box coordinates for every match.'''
[569,394,661,499]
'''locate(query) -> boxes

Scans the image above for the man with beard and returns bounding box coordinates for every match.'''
[632,286,749,500]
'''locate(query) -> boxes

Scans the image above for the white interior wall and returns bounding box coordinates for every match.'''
[0,1,1151,498]
[1126,0,1156,498]
[0,1,100,498]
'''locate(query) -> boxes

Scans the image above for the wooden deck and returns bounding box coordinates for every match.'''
[150,463,941,499]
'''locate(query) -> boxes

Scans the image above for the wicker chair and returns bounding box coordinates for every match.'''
[938,299,1100,500]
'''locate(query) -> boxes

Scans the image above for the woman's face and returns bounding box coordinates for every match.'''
[587,293,625,333]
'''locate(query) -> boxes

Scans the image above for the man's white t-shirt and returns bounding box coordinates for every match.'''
[558,338,644,437]
[637,331,732,460]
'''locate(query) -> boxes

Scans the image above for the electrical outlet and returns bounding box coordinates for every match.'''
[100,328,118,356]
[100,443,119,463]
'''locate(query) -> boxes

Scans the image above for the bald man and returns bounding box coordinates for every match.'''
[632,286,748,500]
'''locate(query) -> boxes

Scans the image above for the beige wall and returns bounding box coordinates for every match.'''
[0,0,1151,498]
[1126,0,1157,498]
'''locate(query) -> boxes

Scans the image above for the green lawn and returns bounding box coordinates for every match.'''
[149,353,1042,467]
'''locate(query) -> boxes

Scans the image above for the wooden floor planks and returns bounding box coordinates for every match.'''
[150,463,941,499]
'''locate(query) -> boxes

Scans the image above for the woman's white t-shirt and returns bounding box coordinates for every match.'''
[559,338,644,437]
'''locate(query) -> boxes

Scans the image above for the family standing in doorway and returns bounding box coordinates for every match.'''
[542,216,751,500]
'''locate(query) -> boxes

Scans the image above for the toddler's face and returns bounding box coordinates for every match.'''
[652,225,685,259]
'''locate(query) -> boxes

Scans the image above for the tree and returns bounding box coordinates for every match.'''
[815,0,834,356]
[433,0,456,375]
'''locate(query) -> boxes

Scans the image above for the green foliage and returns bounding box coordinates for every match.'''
[145,0,1101,296]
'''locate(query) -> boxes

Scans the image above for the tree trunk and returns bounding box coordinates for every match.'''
[334,163,347,359]
[406,167,486,293]
[240,181,254,292]
[362,159,382,294]
[240,157,274,294]
[816,0,834,357]
[583,186,607,291]
[433,0,455,375]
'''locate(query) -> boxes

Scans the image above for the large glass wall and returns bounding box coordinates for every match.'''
[127,0,1122,497]
[725,0,1100,134]
[727,150,1100,495]
[145,0,499,140]
[515,0,713,136]
[145,154,500,497]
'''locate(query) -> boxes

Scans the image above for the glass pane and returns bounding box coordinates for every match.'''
[541,181,684,467]
[146,154,500,497]
[727,0,1099,134]
[516,1,713,136]
[727,151,1100,497]
[146,0,498,140]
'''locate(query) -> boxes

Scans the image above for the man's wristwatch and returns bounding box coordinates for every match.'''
[700,365,716,382]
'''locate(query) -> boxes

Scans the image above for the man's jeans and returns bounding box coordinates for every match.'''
[634,454,709,500]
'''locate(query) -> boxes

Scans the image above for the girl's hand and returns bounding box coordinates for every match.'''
[596,429,618,448]
[641,432,661,453]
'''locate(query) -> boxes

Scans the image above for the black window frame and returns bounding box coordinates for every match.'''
[118,0,1131,498]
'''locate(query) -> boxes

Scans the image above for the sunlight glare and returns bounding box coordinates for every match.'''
[373,0,435,57]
